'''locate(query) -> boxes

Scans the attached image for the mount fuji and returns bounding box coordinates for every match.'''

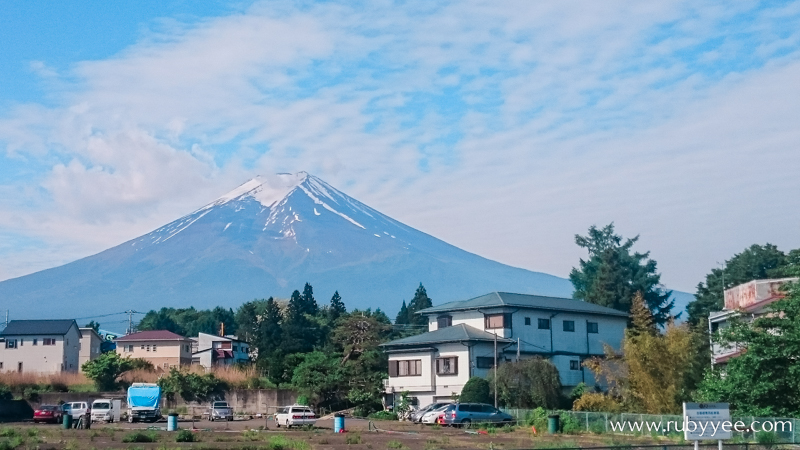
[0,172,692,322]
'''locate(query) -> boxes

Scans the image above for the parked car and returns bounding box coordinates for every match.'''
[33,405,63,423]
[275,405,317,428]
[209,401,234,421]
[91,399,121,423]
[64,402,91,419]
[438,403,513,427]
[421,404,450,424]
[410,402,450,423]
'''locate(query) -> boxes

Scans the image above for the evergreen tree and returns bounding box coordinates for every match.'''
[301,282,319,316]
[687,244,789,326]
[406,283,433,327]
[282,289,319,357]
[570,223,673,324]
[329,291,346,322]
[85,321,100,332]
[395,300,409,325]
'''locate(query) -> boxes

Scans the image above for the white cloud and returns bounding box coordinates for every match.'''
[1,0,799,291]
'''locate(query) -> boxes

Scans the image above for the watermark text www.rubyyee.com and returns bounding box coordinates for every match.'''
[609,419,792,436]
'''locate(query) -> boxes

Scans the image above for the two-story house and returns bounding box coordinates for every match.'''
[79,327,103,367]
[115,330,193,370]
[709,278,797,366]
[190,332,251,370]
[381,292,628,407]
[0,320,82,374]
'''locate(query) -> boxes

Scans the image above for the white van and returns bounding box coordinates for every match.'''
[275,405,316,428]
[65,402,90,419]
[91,399,121,423]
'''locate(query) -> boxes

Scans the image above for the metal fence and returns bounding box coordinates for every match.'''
[500,409,800,444]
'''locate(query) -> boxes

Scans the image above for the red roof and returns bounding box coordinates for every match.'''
[116,330,187,341]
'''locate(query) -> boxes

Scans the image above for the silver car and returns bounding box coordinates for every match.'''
[410,402,450,423]
[439,403,513,427]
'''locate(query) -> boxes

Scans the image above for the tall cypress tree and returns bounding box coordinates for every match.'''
[395,300,409,324]
[570,223,673,325]
[329,291,346,322]
[301,282,319,316]
[407,283,433,327]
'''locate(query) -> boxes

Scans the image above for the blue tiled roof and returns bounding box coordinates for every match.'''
[417,292,628,317]
[381,323,513,347]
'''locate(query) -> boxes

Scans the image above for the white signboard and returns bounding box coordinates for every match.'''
[683,402,732,441]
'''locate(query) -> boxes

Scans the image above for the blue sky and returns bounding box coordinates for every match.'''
[1,0,799,292]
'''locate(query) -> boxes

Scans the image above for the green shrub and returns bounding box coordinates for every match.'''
[560,414,582,434]
[267,435,311,450]
[122,431,158,443]
[756,431,779,450]
[368,410,398,421]
[387,440,405,449]
[460,377,491,404]
[0,429,18,438]
[176,429,196,442]
[346,433,362,445]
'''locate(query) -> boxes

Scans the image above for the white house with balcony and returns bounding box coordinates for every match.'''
[709,278,797,366]
[381,292,628,407]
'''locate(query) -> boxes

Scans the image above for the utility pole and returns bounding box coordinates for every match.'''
[4,310,7,329]
[516,337,520,362]
[125,310,137,335]
[494,332,498,408]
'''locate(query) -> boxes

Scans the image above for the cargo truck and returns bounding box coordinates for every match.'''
[127,383,162,423]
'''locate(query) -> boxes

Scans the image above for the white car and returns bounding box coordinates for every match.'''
[91,399,121,423]
[275,405,317,428]
[64,401,90,419]
[421,405,449,424]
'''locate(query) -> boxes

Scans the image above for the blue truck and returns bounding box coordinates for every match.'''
[127,383,162,423]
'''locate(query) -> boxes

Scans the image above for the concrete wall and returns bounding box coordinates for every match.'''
[33,389,297,415]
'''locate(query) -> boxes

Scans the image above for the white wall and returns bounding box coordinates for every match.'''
[79,328,102,367]
[0,324,81,374]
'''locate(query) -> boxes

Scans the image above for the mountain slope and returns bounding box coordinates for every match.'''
[1,173,580,320]
[1,172,694,321]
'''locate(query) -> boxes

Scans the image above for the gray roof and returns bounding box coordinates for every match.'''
[0,320,77,336]
[381,324,513,348]
[417,292,629,317]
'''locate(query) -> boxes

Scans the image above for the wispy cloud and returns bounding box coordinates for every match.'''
[1,0,799,290]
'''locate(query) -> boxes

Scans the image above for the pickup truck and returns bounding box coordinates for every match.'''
[208,401,233,421]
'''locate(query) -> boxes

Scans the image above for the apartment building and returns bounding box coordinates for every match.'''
[0,320,82,374]
[381,292,628,406]
[115,330,193,370]
[709,278,798,365]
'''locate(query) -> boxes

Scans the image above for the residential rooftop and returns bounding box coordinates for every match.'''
[381,323,513,348]
[116,330,188,341]
[0,319,77,336]
[417,291,629,317]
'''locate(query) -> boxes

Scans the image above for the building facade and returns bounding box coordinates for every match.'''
[381,292,628,407]
[115,330,193,369]
[191,332,251,370]
[0,320,82,374]
[709,278,797,365]
[79,327,103,367]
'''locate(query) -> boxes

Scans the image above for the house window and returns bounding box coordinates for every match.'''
[436,357,458,375]
[570,360,580,370]
[437,315,452,329]
[0,362,3,369]
[146,345,151,352]
[563,320,575,332]
[152,345,157,352]
[127,345,134,352]
[587,322,599,333]
[476,357,494,369]
[5,340,16,349]
[233,345,238,352]
[484,313,512,329]
[32,339,38,346]
[141,345,145,350]
[538,318,550,329]
[164,363,169,369]
[19,339,23,346]
[185,345,190,352]
[43,338,56,346]
[524,317,531,325]
[388,360,422,377]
